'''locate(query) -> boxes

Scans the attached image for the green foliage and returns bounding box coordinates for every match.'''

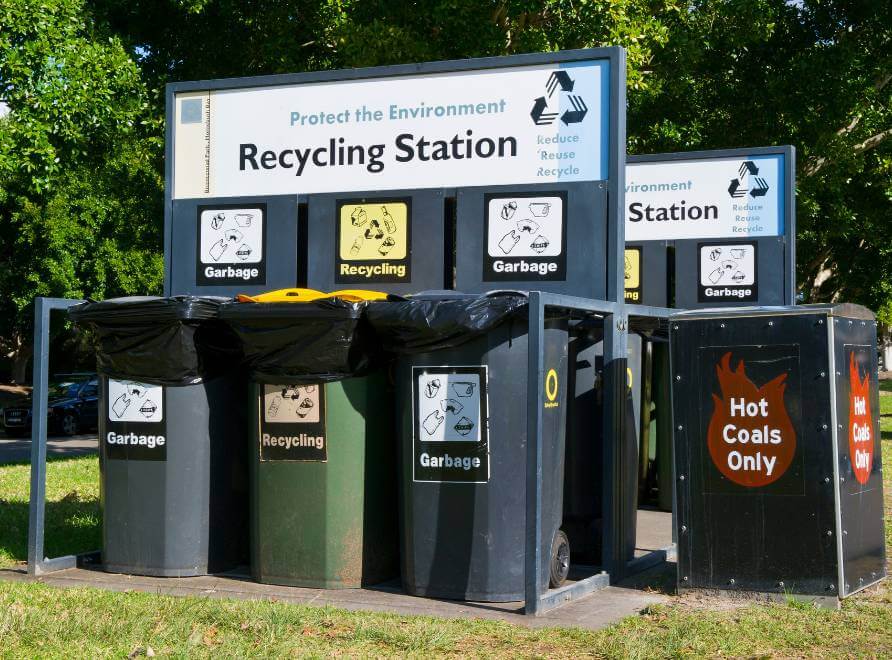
[0,0,163,377]
[328,0,678,90]
[0,0,147,193]
[5,139,164,311]
[631,0,892,312]
[0,0,890,378]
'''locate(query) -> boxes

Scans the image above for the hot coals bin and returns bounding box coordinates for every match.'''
[69,296,248,576]
[220,291,398,588]
[368,292,569,601]
[670,304,886,601]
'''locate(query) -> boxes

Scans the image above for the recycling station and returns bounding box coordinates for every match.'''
[25,46,884,613]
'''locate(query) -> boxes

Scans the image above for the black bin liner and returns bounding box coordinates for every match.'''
[366,291,529,354]
[219,298,372,384]
[68,296,239,385]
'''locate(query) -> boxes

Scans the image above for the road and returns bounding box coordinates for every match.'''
[0,432,98,464]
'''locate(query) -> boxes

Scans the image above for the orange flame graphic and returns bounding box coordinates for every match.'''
[706,352,796,487]
[848,352,873,485]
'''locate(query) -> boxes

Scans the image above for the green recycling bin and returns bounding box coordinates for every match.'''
[220,290,398,588]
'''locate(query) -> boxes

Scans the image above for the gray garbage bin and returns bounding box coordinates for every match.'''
[69,296,248,576]
[563,323,642,566]
[368,292,569,601]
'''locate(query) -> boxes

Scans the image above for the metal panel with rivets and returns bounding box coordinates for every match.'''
[668,305,884,601]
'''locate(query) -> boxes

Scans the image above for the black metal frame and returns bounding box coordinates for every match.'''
[524,292,672,614]
[27,297,86,576]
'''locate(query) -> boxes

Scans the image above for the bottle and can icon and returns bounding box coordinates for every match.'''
[379,236,396,256]
[382,206,397,234]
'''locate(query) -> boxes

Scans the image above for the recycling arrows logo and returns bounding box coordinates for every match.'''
[530,71,588,126]
[728,161,770,199]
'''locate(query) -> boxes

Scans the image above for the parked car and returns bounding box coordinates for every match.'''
[1,373,99,437]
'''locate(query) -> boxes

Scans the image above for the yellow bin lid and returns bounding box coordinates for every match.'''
[236,288,391,303]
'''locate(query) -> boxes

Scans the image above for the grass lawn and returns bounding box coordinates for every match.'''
[0,577,889,657]
[0,457,100,567]
[0,426,889,655]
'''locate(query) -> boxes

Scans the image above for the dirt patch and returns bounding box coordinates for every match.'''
[0,385,30,408]
[0,385,29,396]
[671,589,787,612]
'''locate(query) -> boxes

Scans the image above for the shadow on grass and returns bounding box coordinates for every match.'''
[0,494,100,565]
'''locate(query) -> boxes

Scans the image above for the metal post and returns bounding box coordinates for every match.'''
[601,310,629,579]
[524,292,545,614]
[27,298,50,574]
[27,297,84,575]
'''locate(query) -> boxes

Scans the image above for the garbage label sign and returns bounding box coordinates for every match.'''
[483,192,567,281]
[105,378,167,461]
[336,200,410,283]
[698,242,757,303]
[259,384,327,461]
[196,205,266,286]
[413,366,489,482]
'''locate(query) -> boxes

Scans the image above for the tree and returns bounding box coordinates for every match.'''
[630,0,892,319]
[92,0,681,103]
[2,0,889,381]
[0,0,163,381]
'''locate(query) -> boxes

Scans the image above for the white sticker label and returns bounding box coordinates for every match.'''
[699,244,755,287]
[108,379,163,423]
[199,208,263,265]
[487,195,563,258]
[415,371,482,442]
[263,384,320,423]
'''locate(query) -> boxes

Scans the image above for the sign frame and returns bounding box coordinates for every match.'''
[626,145,795,307]
[164,47,627,305]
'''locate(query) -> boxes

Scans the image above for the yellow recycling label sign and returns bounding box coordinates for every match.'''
[624,246,642,303]
[337,200,411,283]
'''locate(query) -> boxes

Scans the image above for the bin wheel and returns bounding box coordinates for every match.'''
[549,530,570,588]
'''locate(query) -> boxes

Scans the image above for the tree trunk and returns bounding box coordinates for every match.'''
[9,334,33,384]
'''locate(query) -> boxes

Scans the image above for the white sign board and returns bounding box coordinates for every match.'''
[173,61,610,199]
[699,243,755,287]
[625,154,784,241]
